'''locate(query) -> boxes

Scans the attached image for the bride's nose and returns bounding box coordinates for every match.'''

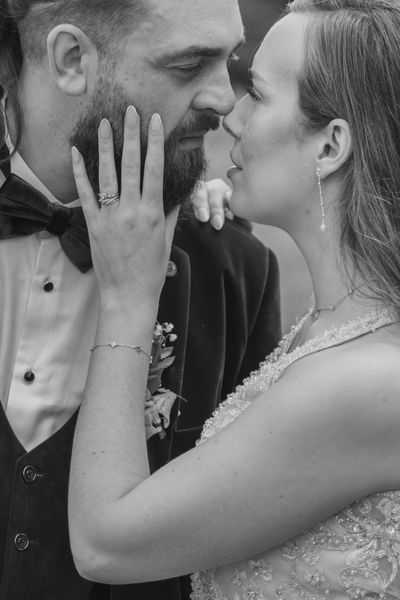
[223,97,245,139]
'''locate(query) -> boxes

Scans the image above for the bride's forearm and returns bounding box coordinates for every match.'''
[69,302,156,537]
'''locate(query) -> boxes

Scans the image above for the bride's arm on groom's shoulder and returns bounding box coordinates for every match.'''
[68,109,400,586]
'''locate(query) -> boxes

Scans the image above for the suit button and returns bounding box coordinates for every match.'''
[24,371,35,383]
[14,533,29,551]
[43,280,54,292]
[166,261,178,278]
[22,465,38,483]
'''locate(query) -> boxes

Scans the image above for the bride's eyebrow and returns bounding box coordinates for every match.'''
[248,68,269,87]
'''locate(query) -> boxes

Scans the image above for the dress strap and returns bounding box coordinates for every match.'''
[272,310,397,383]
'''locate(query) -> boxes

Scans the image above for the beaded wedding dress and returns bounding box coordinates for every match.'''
[191,310,400,600]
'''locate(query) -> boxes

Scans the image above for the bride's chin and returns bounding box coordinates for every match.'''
[228,195,250,221]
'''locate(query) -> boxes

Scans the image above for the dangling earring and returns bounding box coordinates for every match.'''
[317,167,326,233]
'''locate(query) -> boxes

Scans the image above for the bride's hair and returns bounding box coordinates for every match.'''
[0,0,148,152]
[288,0,400,315]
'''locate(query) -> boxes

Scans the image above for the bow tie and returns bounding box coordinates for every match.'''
[0,173,92,272]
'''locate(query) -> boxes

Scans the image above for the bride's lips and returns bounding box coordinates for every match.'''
[227,166,242,179]
[228,152,243,178]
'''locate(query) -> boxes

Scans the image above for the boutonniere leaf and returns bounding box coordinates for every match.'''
[145,322,178,440]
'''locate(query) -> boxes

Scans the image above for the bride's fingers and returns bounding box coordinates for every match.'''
[71,147,98,219]
[98,119,118,198]
[165,206,180,251]
[142,114,165,210]
[120,105,141,206]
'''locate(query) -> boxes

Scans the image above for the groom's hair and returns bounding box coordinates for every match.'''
[0,0,149,149]
[288,0,400,318]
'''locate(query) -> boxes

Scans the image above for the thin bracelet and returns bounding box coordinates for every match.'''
[90,342,153,364]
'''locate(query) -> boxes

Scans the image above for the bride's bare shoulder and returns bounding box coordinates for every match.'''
[332,328,400,395]
[292,330,400,402]
[265,334,400,489]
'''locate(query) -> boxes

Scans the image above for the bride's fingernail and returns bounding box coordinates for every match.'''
[150,113,163,132]
[71,146,81,165]
[126,105,138,121]
[99,118,112,139]
[212,215,224,230]
[198,208,209,222]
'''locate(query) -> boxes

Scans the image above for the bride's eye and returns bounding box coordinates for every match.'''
[247,86,261,102]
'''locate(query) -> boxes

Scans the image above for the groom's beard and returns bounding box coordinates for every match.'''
[70,80,220,213]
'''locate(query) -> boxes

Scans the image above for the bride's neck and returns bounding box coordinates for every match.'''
[292,226,384,341]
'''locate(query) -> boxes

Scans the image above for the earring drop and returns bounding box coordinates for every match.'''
[317,167,326,233]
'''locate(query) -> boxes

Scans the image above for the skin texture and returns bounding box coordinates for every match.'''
[69,13,400,584]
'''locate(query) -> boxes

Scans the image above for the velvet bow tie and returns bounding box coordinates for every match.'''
[0,173,92,273]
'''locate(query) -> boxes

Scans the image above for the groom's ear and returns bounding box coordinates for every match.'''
[47,24,98,97]
[316,119,353,179]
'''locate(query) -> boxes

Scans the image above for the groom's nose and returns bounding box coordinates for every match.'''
[192,69,236,116]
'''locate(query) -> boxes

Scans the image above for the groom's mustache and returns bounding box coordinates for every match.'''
[171,113,221,142]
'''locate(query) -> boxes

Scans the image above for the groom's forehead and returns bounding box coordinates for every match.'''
[140,0,244,55]
[148,0,241,19]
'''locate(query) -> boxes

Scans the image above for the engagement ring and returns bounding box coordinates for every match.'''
[98,192,120,207]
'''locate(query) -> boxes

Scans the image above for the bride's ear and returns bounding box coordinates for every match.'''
[316,119,353,179]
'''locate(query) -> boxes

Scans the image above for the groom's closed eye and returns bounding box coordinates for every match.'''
[155,38,245,76]
[167,53,241,78]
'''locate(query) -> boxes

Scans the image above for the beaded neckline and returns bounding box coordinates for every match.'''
[199,308,397,444]
[278,307,396,362]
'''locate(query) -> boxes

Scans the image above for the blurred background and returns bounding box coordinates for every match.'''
[205,0,312,332]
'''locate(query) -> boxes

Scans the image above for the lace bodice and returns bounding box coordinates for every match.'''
[191,311,400,600]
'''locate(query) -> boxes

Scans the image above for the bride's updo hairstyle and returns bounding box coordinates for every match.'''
[0,0,148,150]
[288,0,400,315]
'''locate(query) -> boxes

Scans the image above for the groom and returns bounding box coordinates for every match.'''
[0,0,280,599]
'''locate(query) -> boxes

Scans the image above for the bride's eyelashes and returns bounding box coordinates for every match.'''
[247,85,262,102]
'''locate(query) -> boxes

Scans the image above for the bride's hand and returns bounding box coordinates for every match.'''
[192,179,233,230]
[71,106,180,310]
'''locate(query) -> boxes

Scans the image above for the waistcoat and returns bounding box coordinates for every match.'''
[0,405,95,600]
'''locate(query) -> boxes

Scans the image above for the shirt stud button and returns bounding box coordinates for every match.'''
[166,261,178,278]
[43,281,54,292]
[14,533,30,551]
[24,371,35,383]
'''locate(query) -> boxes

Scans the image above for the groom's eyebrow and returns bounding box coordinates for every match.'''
[158,39,246,62]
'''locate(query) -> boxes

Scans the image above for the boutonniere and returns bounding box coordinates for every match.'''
[145,322,178,440]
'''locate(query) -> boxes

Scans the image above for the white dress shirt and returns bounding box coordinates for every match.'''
[0,150,99,451]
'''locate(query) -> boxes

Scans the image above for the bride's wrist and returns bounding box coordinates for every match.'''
[96,306,155,351]
[98,296,158,333]
[99,290,159,315]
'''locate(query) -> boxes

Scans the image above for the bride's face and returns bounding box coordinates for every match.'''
[223,13,319,230]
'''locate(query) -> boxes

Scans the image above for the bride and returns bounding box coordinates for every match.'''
[68,0,400,598]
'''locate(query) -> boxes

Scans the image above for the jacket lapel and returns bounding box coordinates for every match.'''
[157,244,191,398]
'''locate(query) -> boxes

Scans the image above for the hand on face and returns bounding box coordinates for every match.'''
[71,106,180,311]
